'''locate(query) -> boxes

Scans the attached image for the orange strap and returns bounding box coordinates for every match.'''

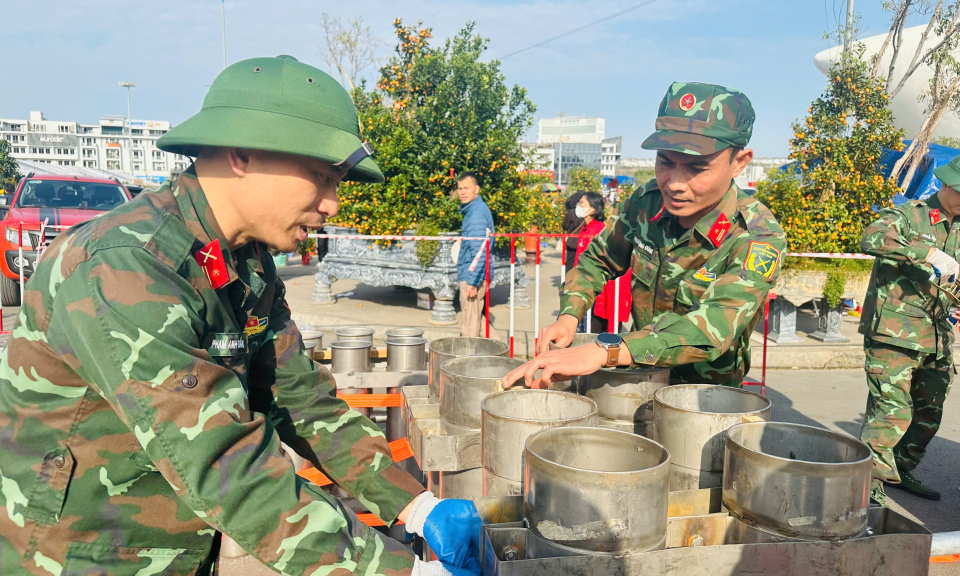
[931,554,960,563]
[295,438,413,488]
[338,393,403,408]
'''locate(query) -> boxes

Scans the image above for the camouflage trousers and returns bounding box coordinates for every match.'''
[860,338,953,483]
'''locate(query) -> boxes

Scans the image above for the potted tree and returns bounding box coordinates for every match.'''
[297,238,315,266]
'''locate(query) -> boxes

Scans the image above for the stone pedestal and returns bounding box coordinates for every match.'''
[767,297,804,344]
[809,299,850,343]
[312,226,530,325]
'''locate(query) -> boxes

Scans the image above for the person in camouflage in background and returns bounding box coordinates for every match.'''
[858,154,960,505]
[502,82,786,389]
[0,56,481,576]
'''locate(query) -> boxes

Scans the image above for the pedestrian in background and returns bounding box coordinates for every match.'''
[574,192,632,333]
[457,171,499,339]
[562,190,586,272]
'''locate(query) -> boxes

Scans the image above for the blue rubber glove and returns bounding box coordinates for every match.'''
[406,493,482,575]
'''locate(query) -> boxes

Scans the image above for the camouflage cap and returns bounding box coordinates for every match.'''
[158,55,383,183]
[934,155,960,188]
[641,82,755,156]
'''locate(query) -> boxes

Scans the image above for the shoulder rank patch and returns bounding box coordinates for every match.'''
[931,209,942,225]
[245,316,268,336]
[196,239,229,290]
[743,241,782,279]
[708,214,731,247]
[693,267,717,282]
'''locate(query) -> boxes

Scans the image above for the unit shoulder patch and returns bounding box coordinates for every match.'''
[743,240,782,279]
[693,267,717,282]
[245,316,268,336]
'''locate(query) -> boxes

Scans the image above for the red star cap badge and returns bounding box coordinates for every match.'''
[679,93,697,111]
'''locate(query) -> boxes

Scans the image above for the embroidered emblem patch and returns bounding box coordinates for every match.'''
[931,209,942,225]
[196,239,229,290]
[708,214,731,247]
[245,316,268,336]
[693,267,717,282]
[743,241,782,279]
[679,93,697,111]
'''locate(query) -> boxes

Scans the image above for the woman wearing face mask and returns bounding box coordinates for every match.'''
[574,192,633,333]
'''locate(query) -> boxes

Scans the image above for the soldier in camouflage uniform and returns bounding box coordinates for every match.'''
[502,82,786,389]
[858,155,960,505]
[0,56,480,576]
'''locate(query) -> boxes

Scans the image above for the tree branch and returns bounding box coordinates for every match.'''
[889,0,956,98]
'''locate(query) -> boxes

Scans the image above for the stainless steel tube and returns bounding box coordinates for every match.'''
[723,421,873,541]
[428,337,509,401]
[439,356,526,429]
[300,330,323,359]
[481,389,598,496]
[334,326,375,343]
[386,337,428,372]
[386,327,425,339]
[578,366,670,431]
[330,340,372,374]
[654,384,771,490]
[524,426,670,553]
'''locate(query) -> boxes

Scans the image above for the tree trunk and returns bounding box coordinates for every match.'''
[897,80,960,190]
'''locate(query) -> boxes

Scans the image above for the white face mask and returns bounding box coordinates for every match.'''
[575,205,591,219]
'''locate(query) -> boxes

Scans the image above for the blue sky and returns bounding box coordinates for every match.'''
[0,1,928,158]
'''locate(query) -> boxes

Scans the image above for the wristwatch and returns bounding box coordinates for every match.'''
[595,333,623,368]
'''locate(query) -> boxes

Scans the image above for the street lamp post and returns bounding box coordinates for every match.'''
[119,81,136,178]
[556,111,565,187]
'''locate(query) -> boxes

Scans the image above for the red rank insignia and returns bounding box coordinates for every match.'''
[196,239,229,290]
[650,204,666,222]
[931,209,942,225]
[708,213,731,246]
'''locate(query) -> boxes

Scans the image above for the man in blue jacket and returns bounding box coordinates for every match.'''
[457,172,499,338]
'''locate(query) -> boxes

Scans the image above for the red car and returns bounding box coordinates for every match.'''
[0,173,133,305]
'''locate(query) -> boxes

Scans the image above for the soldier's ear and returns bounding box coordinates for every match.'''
[225,148,253,178]
[730,147,753,178]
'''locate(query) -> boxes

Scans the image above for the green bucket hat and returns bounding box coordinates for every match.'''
[934,155,960,188]
[157,55,383,183]
[641,81,755,156]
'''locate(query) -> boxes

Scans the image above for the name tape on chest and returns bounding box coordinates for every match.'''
[921,233,937,242]
[209,332,247,357]
[633,237,656,256]
[743,241,782,279]
[196,239,229,290]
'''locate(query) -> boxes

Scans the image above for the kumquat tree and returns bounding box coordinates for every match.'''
[332,19,558,264]
[755,50,905,304]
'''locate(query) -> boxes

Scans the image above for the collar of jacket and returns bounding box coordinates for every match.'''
[459,195,483,214]
[647,181,741,247]
[170,165,242,288]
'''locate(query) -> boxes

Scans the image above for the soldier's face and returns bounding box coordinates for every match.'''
[246,152,343,252]
[655,147,752,226]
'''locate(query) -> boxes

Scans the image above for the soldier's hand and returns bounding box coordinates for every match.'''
[927,248,959,284]
[501,343,608,389]
[536,315,579,355]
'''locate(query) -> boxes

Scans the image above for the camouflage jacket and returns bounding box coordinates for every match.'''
[0,167,423,575]
[560,180,786,385]
[859,194,959,357]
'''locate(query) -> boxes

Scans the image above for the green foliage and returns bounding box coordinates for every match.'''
[823,270,847,307]
[296,238,315,256]
[782,256,874,308]
[755,51,904,254]
[934,136,960,149]
[0,140,21,190]
[333,19,538,241]
[633,168,655,186]
[415,219,441,268]
[566,166,601,192]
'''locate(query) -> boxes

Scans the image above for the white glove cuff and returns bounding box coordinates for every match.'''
[412,557,452,576]
[405,491,440,537]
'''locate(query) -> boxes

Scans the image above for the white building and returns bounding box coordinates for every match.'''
[1,111,190,184]
[537,116,605,145]
[601,136,622,178]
